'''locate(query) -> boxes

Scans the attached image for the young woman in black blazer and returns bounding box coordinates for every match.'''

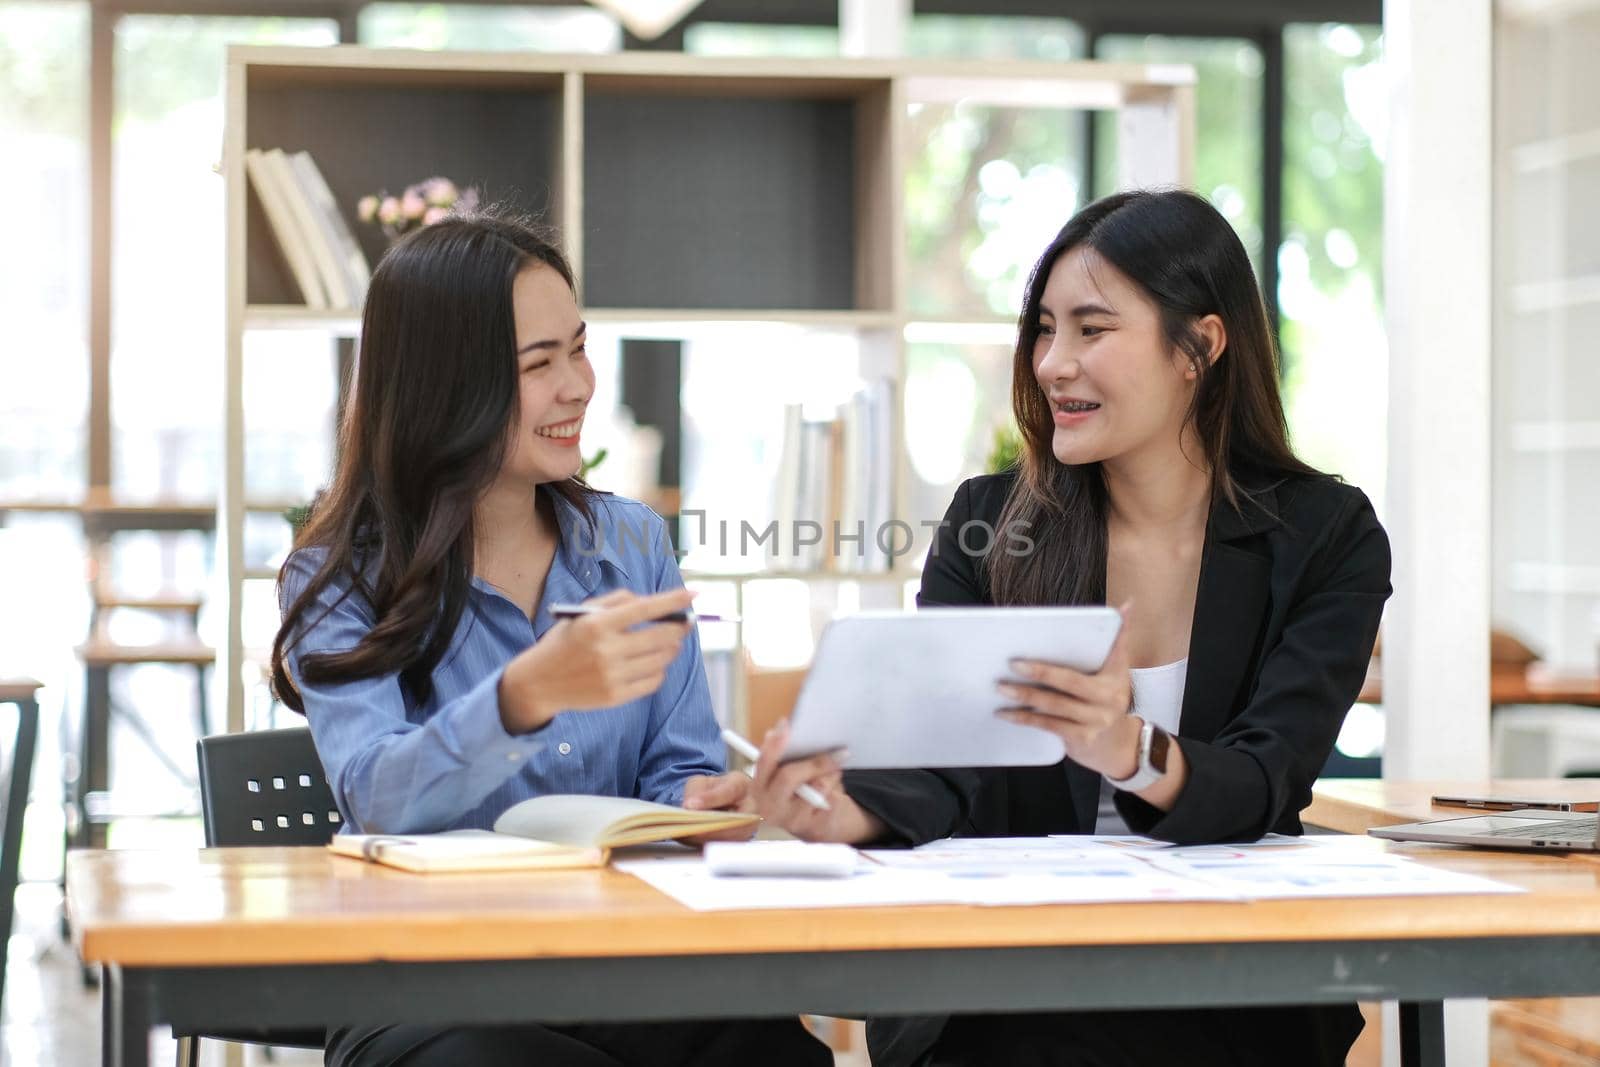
[749,189,1392,1066]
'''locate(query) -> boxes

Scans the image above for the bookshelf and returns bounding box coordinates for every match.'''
[222,45,1194,731]
[1493,4,1600,677]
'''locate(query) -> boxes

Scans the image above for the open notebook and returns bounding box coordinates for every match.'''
[329,795,759,873]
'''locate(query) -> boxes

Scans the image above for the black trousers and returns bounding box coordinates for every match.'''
[876,1004,1364,1067]
[325,1017,831,1067]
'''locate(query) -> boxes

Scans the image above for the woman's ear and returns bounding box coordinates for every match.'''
[1186,314,1227,379]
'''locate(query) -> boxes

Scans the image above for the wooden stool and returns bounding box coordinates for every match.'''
[71,637,213,851]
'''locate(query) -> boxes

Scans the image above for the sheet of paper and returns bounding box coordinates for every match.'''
[1143,850,1524,899]
[864,838,1240,906]
[620,845,1239,911]
[1068,832,1380,857]
[620,834,1520,911]
[616,854,960,911]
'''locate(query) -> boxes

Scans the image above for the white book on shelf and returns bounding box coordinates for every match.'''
[835,392,867,573]
[797,417,835,572]
[264,147,351,309]
[244,147,328,309]
[288,149,371,308]
[771,402,804,569]
[863,379,896,572]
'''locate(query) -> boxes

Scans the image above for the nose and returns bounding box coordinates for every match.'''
[558,356,593,404]
[1037,335,1080,382]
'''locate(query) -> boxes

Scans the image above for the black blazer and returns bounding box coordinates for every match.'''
[846,466,1392,847]
[843,467,1391,1067]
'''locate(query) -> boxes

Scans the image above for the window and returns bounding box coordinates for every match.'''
[901,15,1088,537]
[111,15,340,502]
[907,14,1082,61]
[1094,34,1265,274]
[359,3,620,52]
[683,22,838,57]
[0,1,89,501]
[1280,23,1385,500]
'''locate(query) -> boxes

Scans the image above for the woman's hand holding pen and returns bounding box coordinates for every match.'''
[995,603,1142,780]
[497,588,696,734]
[747,720,886,845]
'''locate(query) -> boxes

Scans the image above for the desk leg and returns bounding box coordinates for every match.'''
[103,965,151,1067]
[1399,1000,1446,1067]
[81,664,109,850]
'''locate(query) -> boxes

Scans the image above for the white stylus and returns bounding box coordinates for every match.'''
[720,728,831,812]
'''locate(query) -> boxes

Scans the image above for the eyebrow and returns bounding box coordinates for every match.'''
[516,321,587,357]
[1068,303,1117,318]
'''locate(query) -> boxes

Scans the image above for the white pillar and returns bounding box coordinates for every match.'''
[840,0,907,57]
[1383,3,1493,1064]
[1383,0,1493,777]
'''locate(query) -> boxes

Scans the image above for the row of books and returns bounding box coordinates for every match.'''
[245,147,371,311]
[771,380,897,573]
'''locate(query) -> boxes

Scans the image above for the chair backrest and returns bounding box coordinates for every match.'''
[196,727,341,847]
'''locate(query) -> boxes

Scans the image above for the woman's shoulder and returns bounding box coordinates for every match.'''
[1256,470,1380,535]
[1240,470,1388,582]
[581,490,669,551]
[567,490,676,576]
[279,543,373,611]
[951,468,1021,523]
[587,490,666,529]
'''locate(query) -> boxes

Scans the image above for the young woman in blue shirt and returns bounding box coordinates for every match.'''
[271,211,828,1067]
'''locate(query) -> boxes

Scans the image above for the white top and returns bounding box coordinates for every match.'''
[1094,658,1189,835]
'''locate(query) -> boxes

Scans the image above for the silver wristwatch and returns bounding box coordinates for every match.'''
[1104,717,1170,793]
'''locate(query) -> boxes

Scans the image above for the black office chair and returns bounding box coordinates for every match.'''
[178,727,340,1067]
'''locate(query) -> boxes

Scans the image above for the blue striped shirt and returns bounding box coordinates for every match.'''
[278,492,722,835]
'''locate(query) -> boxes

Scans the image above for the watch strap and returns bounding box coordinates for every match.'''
[1104,718,1166,793]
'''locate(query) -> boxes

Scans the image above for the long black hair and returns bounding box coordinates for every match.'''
[987,189,1320,607]
[271,209,592,710]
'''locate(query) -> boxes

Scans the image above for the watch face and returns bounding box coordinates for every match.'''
[1149,726,1171,773]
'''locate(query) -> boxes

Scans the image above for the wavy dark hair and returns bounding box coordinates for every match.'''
[987,189,1320,607]
[271,209,592,711]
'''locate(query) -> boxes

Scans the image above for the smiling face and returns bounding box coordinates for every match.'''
[1031,247,1198,470]
[496,262,594,487]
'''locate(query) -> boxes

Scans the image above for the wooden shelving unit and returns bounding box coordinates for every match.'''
[222,45,1194,731]
[1493,1,1600,681]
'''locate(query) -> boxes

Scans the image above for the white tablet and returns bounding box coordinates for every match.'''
[782,606,1123,769]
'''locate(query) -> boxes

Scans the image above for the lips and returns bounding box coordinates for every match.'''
[1051,397,1100,426]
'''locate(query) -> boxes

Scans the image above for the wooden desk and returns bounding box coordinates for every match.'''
[1309,779,1600,1066]
[1357,665,1600,708]
[1308,778,1600,834]
[68,843,1600,1067]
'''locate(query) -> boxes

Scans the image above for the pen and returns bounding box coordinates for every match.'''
[550,604,740,624]
[720,728,832,812]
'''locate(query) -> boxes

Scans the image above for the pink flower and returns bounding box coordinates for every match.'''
[356,195,379,223]
[377,196,401,226]
[400,190,427,220]
[422,205,449,225]
[421,177,458,207]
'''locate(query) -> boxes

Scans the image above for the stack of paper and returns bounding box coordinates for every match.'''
[617,835,1522,912]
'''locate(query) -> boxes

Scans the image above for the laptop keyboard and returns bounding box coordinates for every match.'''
[1481,818,1597,838]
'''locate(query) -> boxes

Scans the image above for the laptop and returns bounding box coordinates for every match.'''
[1369,809,1600,852]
